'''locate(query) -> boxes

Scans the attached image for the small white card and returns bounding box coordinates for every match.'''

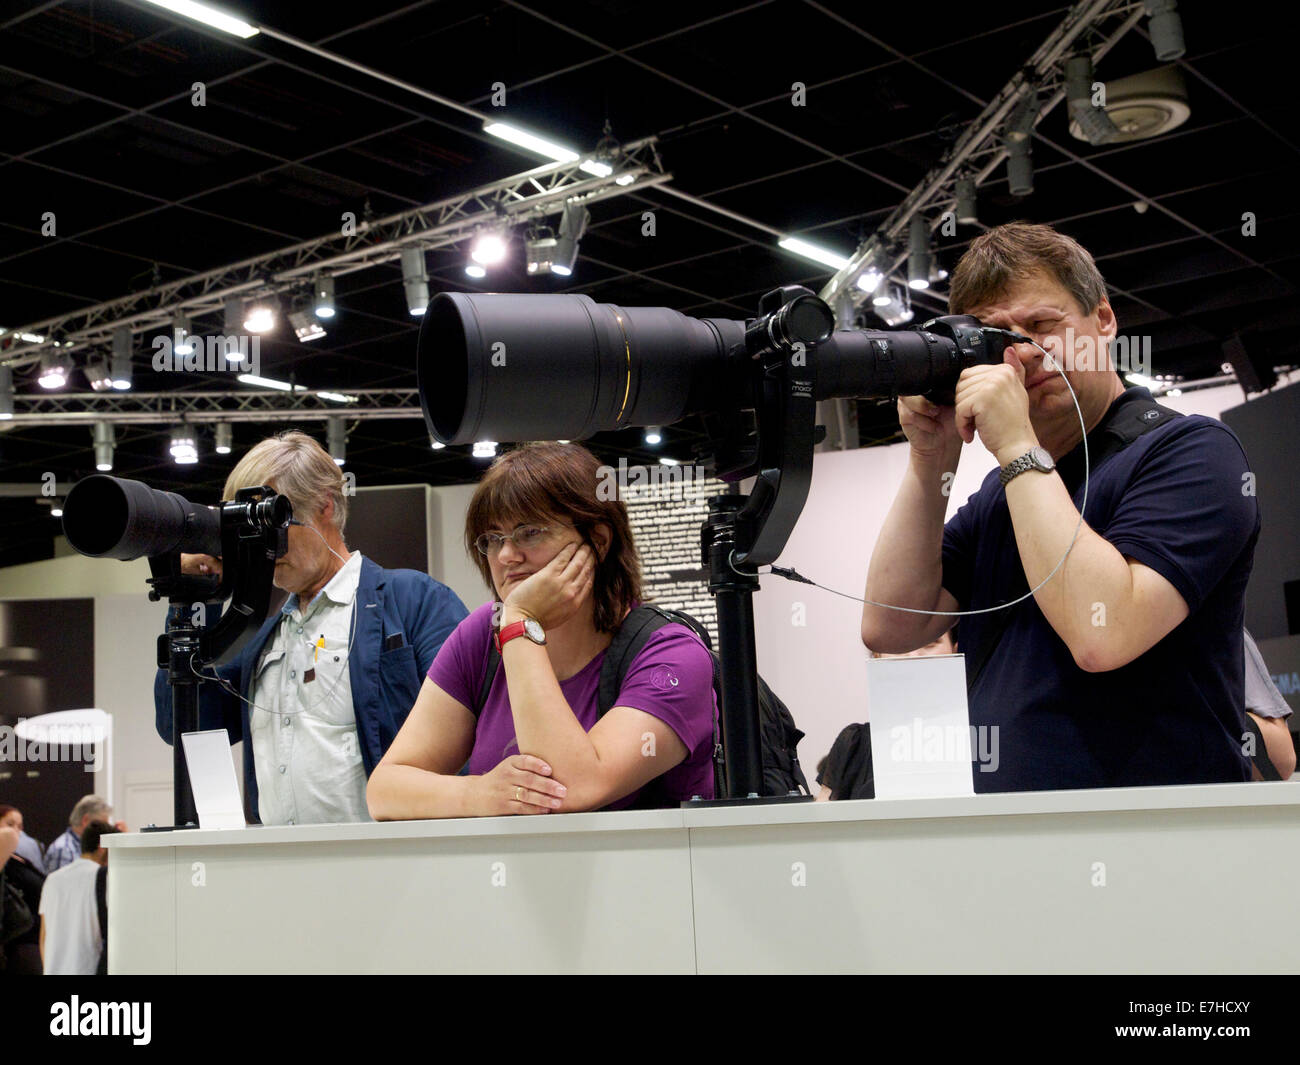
[866,654,975,799]
[181,730,246,830]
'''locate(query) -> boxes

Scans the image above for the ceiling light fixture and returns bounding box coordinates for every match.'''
[401,247,430,315]
[778,237,851,270]
[313,275,336,319]
[93,421,115,471]
[139,0,260,38]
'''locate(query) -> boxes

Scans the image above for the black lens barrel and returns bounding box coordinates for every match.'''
[63,475,222,560]
[417,292,988,446]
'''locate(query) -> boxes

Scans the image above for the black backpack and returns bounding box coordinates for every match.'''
[472,604,811,801]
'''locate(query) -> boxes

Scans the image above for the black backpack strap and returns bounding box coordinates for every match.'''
[472,636,500,717]
[597,606,726,798]
[597,606,679,717]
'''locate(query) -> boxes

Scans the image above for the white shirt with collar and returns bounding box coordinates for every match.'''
[250,550,371,826]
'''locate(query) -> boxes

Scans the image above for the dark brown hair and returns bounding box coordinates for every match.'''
[465,442,644,633]
[948,222,1108,318]
[81,821,120,854]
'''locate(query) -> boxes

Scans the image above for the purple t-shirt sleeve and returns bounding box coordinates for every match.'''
[426,602,494,710]
[609,625,717,757]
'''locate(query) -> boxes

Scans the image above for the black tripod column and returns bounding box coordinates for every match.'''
[162,604,201,828]
[704,494,764,799]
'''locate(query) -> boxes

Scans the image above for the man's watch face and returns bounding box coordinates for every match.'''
[1030,446,1055,470]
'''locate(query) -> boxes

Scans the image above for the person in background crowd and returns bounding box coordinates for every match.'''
[154,430,469,826]
[1244,629,1295,780]
[12,822,45,874]
[816,631,959,801]
[39,821,119,976]
[0,804,45,974]
[368,442,717,818]
[42,794,113,875]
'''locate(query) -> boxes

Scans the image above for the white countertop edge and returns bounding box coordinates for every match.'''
[102,780,1300,850]
[681,779,1300,829]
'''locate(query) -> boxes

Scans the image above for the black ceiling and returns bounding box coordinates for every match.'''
[1,0,1295,566]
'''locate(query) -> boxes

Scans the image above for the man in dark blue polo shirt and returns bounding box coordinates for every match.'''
[862,222,1259,792]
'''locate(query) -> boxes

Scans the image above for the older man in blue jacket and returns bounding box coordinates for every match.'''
[155,431,467,825]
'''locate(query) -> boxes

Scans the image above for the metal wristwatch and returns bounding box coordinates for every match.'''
[495,617,546,652]
[999,445,1056,486]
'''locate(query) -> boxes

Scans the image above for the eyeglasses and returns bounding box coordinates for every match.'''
[474,523,573,557]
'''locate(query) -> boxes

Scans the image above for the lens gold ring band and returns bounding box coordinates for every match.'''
[515,786,523,802]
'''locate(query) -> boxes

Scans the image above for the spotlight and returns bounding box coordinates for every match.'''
[215,422,233,455]
[856,266,883,294]
[401,247,430,316]
[169,424,198,465]
[1144,0,1184,61]
[93,421,115,471]
[313,275,336,319]
[0,364,13,419]
[50,498,64,519]
[955,174,978,225]
[84,354,114,392]
[429,435,446,450]
[327,416,346,466]
[470,231,509,267]
[465,261,487,280]
[1006,88,1040,143]
[908,217,931,291]
[644,426,662,446]
[1006,140,1034,196]
[1065,55,1118,145]
[38,350,71,389]
[110,327,133,390]
[525,227,559,276]
[243,296,277,334]
[472,440,498,459]
[873,284,913,327]
[551,204,589,277]
[289,310,326,342]
[173,313,194,356]
[220,297,247,363]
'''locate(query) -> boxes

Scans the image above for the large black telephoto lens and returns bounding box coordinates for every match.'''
[419,292,750,445]
[63,475,222,560]
[418,292,1007,444]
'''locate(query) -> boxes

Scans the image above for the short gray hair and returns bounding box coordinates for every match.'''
[223,430,348,535]
[70,794,111,828]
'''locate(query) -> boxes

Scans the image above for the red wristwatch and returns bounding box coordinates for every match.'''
[495,617,546,652]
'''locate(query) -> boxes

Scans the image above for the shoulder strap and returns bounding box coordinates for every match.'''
[472,631,500,718]
[597,606,680,718]
[1091,393,1182,466]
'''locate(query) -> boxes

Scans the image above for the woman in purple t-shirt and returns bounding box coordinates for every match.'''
[367,442,717,817]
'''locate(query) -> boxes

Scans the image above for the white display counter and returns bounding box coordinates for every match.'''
[104,781,1300,974]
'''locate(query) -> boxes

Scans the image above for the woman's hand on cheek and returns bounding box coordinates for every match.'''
[503,542,596,630]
